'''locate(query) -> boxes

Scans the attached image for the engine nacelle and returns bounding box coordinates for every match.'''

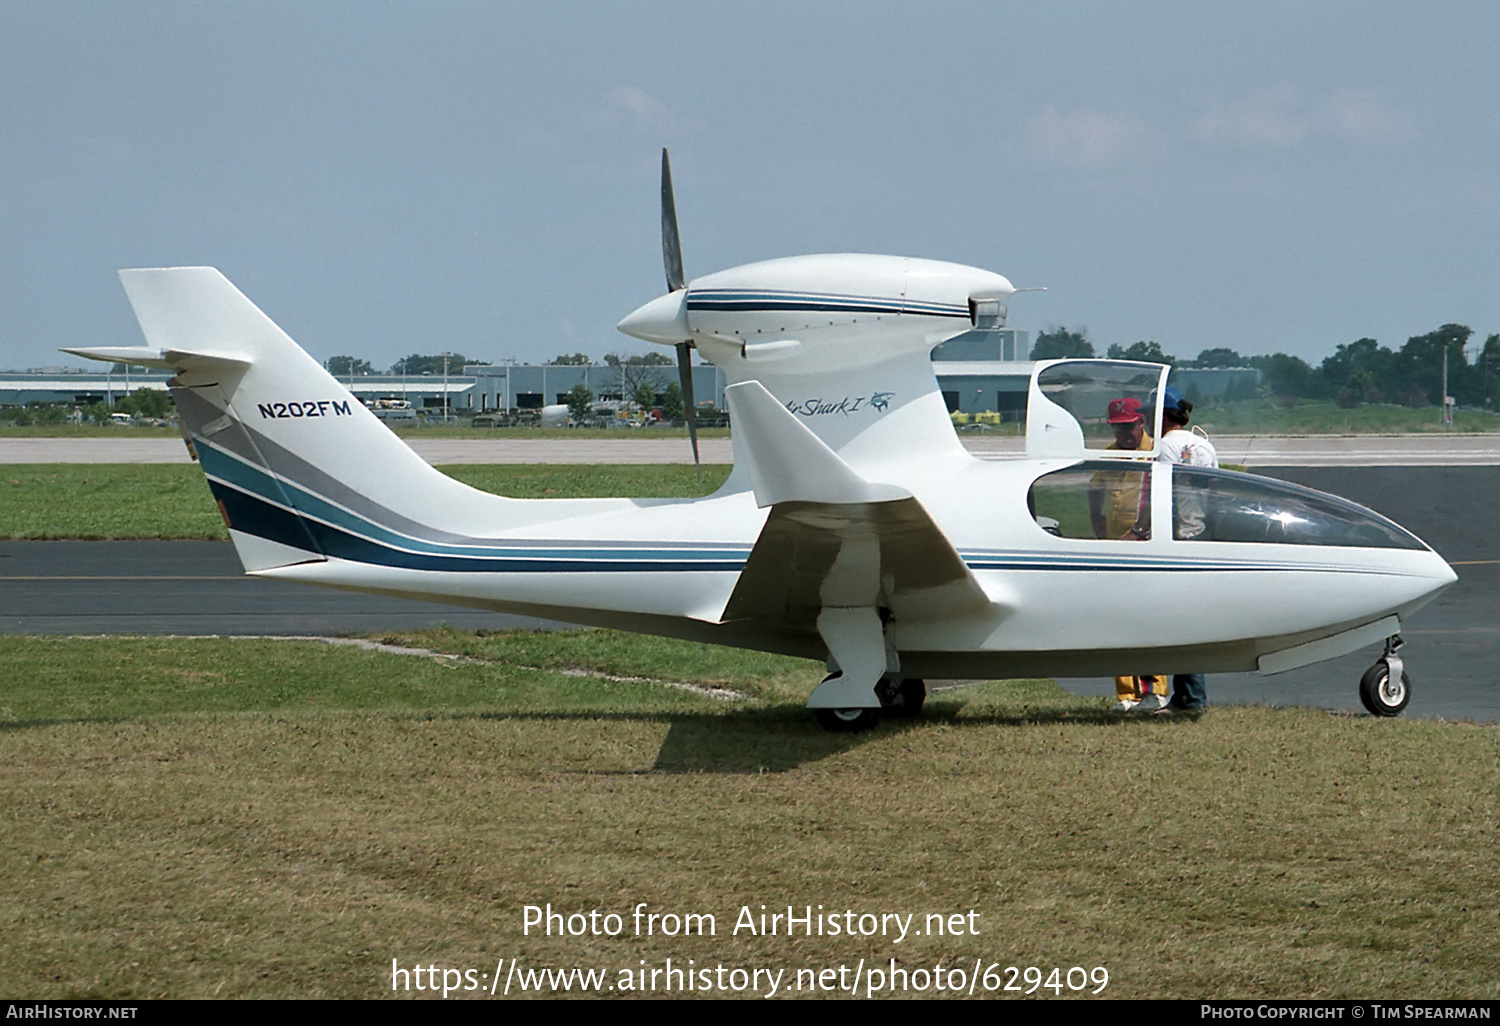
[618,253,1014,376]
[618,253,1015,467]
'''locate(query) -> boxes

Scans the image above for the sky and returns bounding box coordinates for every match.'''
[3,1,1499,372]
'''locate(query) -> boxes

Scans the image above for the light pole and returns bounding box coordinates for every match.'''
[440,352,458,424]
[1441,344,1452,429]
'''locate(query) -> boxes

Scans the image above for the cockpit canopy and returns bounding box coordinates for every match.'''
[1028,462,1429,551]
[1170,467,1427,549]
[1025,360,1171,459]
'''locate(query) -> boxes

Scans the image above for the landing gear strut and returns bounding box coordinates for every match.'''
[1359,635,1410,717]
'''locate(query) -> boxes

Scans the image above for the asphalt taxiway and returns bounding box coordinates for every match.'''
[0,539,567,636]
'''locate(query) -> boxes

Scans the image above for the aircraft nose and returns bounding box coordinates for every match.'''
[617,289,690,345]
[1412,550,1458,606]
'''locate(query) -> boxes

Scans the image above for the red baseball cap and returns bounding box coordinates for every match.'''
[1107,397,1144,424]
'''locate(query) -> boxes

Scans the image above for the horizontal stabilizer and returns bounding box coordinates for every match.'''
[61,345,250,374]
[724,380,908,508]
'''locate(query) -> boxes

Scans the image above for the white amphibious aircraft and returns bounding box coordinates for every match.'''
[66,153,1454,728]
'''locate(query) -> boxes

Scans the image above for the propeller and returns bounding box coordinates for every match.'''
[661,149,685,294]
[659,148,701,483]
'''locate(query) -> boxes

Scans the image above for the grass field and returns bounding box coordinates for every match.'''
[2,630,1496,1000]
[0,464,734,539]
[0,424,183,438]
[1190,399,1500,435]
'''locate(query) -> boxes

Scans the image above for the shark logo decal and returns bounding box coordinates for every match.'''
[785,392,895,418]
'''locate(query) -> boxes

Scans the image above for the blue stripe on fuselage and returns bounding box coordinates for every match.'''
[198,440,749,565]
[200,439,1398,578]
[686,289,967,318]
[213,481,748,573]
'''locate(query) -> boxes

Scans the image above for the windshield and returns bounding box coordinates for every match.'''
[1171,467,1427,550]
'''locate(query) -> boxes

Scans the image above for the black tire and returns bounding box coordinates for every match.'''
[878,677,927,718]
[1359,662,1411,717]
[814,707,883,732]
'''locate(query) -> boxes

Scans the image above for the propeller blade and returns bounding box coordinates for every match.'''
[661,148,686,293]
[676,341,701,485]
[661,150,696,481]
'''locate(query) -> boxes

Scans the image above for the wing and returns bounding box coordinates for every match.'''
[719,381,990,631]
[722,496,990,628]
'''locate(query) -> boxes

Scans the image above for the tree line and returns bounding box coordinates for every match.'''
[321,327,1500,412]
[1,386,173,426]
[324,351,678,377]
[1029,326,1500,407]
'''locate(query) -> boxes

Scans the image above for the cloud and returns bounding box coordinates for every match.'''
[582,85,699,137]
[1021,106,1143,167]
[1321,89,1418,145]
[1195,87,1415,148]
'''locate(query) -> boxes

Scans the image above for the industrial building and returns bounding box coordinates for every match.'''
[3,330,1258,419]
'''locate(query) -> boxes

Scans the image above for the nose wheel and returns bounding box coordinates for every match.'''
[1359,636,1410,717]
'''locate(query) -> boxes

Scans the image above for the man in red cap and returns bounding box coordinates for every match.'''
[1088,395,1165,710]
[1088,396,1151,540]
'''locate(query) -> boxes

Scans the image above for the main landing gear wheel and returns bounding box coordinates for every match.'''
[1359,662,1411,717]
[811,671,883,733]
[814,707,883,732]
[878,677,927,718]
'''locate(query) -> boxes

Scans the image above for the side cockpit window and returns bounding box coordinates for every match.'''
[1029,463,1153,541]
[1171,467,1426,550]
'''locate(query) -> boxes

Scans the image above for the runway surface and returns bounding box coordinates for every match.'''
[7,433,1500,466]
[3,461,1495,722]
[0,539,567,636]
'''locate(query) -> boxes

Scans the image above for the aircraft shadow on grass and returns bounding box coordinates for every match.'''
[448,700,1183,774]
[1,701,1188,777]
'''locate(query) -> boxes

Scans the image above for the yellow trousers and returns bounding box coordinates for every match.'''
[1114,675,1166,702]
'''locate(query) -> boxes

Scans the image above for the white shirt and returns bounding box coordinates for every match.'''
[1158,428,1219,468]
[1159,428,1218,539]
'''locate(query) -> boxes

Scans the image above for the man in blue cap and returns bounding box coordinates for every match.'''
[1157,386,1217,471]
